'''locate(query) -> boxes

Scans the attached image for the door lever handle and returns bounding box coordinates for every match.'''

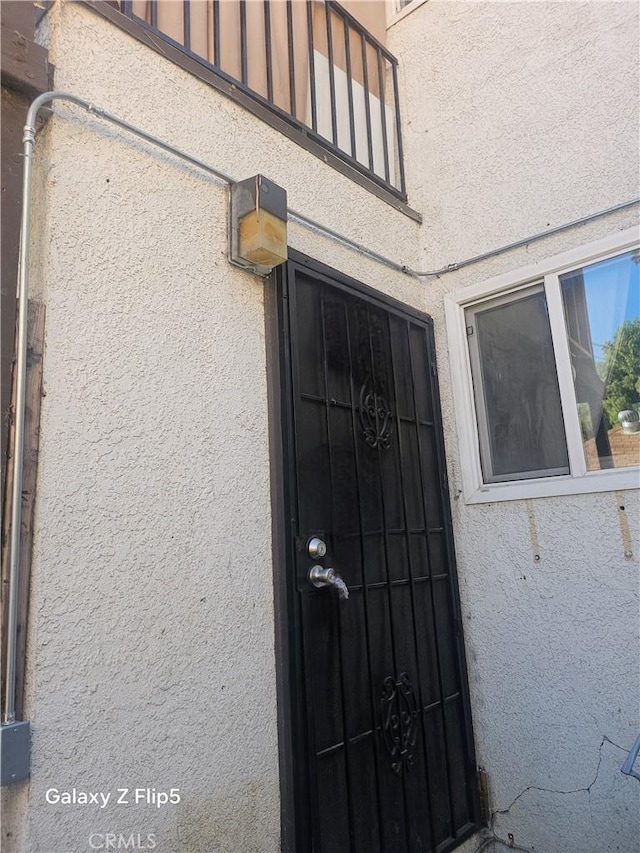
[308,566,349,599]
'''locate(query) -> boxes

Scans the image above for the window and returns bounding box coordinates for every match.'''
[465,285,571,483]
[387,0,429,25]
[445,227,640,502]
[392,0,416,11]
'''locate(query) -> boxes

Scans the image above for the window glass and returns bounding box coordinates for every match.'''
[560,250,640,471]
[393,0,414,11]
[467,286,570,482]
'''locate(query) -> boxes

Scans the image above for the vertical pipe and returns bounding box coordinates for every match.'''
[306,0,317,132]
[376,50,390,185]
[3,123,35,724]
[325,2,338,146]
[239,0,248,86]
[286,0,297,118]
[264,0,273,103]
[150,0,158,28]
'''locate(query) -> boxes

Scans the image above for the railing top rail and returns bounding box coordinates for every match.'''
[111,0,407,201]
[327,0,399,64]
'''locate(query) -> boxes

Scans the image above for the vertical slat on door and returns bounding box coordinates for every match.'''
[319,295,356,853]
[337,296,386,853]
[388,313,438,853]
[407,322,457,844]
[290,277,332,851]
[425,324,477,834]
[360,303,410,853]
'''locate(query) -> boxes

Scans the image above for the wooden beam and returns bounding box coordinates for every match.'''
[0,2,50,97]
[1,301,46,720]
[2,2,51,497]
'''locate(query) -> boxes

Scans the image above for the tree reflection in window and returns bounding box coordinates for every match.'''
[560,250,640,471]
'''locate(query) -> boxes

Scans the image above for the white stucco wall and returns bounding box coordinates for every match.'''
[3,1,639,852]
[1,3,424,852]
[389,2,640,852]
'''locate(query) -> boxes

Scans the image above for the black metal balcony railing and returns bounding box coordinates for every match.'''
[118,1,406,198]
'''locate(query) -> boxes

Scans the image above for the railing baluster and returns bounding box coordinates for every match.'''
[325,1,338,146]
[360,34,374,172]
[391,60,406,194]
[114,0,406,198]
[183,0,191,51]
[376,49,390,185]
[240,0,248,85]
[306,0,317,132]
[286,0,296,118]
[264,0,273,103]
[343,20,356,160]
[213,0,220,67]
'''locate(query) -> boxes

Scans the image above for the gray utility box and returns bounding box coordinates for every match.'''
[1,720,31,785]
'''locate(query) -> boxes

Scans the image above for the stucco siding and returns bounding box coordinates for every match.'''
[389,2,640,851]
[392,0,639,270]
[2,2,424,851]
[2,1,639,852]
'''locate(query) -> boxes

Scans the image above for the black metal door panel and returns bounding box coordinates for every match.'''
[278,255,480,853]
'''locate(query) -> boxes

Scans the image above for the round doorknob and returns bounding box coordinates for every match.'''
[308,566,349,599]
[308,565,336,588]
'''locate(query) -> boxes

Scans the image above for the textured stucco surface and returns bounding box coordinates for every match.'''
[2,3,423,852]
[2,1,639,852]
[389,2,640,852]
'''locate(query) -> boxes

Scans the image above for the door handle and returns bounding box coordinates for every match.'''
[308,566,349,599]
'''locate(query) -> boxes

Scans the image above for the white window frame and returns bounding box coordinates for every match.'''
[445,226,640,503]
[387,0,429,29]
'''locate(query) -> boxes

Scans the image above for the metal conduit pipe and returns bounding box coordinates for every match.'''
[411,197,640,277]
[3,89,243,724]
[3,90,639,723]
[287,210,409,274]
[290,196,640,277]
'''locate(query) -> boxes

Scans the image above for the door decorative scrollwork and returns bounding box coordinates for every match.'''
[359,382,392,449]
[380,672,419,776]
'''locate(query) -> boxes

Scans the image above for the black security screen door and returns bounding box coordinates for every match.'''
[277,254,480,853]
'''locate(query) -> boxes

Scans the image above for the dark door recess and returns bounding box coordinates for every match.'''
[276,253,481,853]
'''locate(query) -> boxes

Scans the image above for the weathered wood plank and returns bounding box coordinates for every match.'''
[0,14,50,97]
[1,300,46,719]
[2,0,51,494]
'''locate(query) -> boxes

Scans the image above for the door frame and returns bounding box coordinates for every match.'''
[265,250,481,852]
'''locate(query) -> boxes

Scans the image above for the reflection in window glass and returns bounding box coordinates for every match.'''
[560,250,640,471]
[467,286,570,482]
